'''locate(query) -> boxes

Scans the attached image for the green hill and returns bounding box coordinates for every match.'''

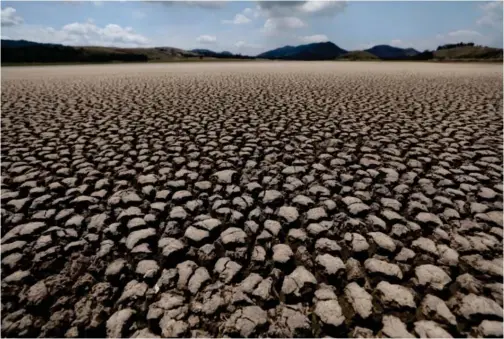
[81,46,199,61]
[1,41,197,64]
[2,39,502,65]
[1,39,254,65]
[433,45,503,60]
[1,44,147,64]
[337,51,379,60]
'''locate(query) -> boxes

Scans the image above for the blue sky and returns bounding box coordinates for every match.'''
[1,1,502,55]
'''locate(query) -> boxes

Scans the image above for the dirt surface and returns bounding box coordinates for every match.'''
[1,61,503,338]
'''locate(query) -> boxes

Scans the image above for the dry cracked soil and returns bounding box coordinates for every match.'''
[1,61,503,338]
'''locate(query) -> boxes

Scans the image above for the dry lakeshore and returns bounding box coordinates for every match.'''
[1,61,503,338]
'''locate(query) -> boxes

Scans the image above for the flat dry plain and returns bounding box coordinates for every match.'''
[1,62,503,338]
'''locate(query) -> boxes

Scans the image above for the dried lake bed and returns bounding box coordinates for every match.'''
[1,61,503,338]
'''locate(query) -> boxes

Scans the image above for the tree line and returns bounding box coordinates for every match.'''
[1,45,149,64]
[436,42,475,51]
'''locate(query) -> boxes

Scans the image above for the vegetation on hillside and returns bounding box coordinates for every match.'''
[1,39,501,65]
[437,42,474,51]
[434,45,503,60]
[337,51,379,60]
[338,43,501,62]
[1,40,257,64]
[1,44,150,64]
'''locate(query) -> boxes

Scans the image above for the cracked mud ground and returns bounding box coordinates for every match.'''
[1,62,503,338]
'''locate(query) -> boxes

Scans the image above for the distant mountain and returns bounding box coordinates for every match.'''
[365,45,419,59]
[258,45,297,59]
[191,48,216,56]
[190,49,235,57]
[404,48,420,56]
[258,42,347,60]
[2,39,62,48]
[2,38,500,65]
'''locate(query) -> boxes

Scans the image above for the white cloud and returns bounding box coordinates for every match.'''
[385,0,502,52]
[263,17,306,34]
[258,2,344,39]
[196,34,217,44]
[132,10,146,20]
[235,41,246,48]
[234,40,263,57]
[429,30,486,48]
[355,43,374,50]
[298,1,346,15]
[477,1,503,27]
[223,6,261,25]
[446,30,482,38]
[222,13,251,25]
[390,39,403,47]
[388,39,418,49]
[480,1,503,11]
[102,24,148,44]
[64,0,126,4]
[243,6,261,19]
[258,1,346,18]
[2,20,149,47]
[235,40,261,49]
[386,29,490,52]
[183,1,226,9]
[1,7,23,27]
[299,34,328,43]
[156,1,227,9]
